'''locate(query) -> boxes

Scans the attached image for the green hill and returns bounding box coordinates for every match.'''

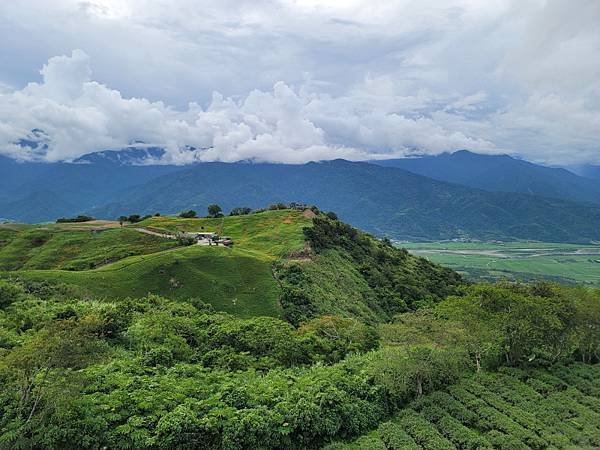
[0,222,177,271]
[1,209,463,320]
[2,210,313,317]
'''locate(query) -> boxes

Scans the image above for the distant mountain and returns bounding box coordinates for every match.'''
[0,151,181,222]
[74,146,168,165]
[566,164,600,181]
[373,150,600,204]
[90,159,600,243]
[3,152,600,242]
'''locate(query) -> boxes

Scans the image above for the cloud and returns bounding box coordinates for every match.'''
[0,1,599,165]
[0,50,497,163]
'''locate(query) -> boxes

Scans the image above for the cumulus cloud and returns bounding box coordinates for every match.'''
[0,50,496,163]
[0,0,599,165]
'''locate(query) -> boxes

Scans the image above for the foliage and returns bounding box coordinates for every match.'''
[438,282,587,367]
[207,204,222,218]
[179,210,198,219]
[229,207,252,216]
[176,233,196,246]
[56,215,94,223]
[276,216,463,323]
[0,210,599,449]
[337,366,600,449]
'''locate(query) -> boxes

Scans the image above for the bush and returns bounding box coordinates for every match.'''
[397,410,455,449]
[56,215,94,223]
[179,210,198,219]
[378,422,419,449]
[229,207,252,216]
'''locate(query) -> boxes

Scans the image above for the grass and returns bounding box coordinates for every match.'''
[1,210,314,317]
[0,226,177,271]
[401,241,600,284]
[11,245,281,317]
[136,209,311,258]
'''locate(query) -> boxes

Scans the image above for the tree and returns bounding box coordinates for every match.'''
[207,204,222,218]
[372,346,468,398]
[118,216,127,227]
[0,317,106,444]
[572,288,600,363]
[229,207,252,216]
[179,210,197,219]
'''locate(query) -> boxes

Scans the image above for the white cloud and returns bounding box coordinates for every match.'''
[0,0,599,165]
[0,50,498,163]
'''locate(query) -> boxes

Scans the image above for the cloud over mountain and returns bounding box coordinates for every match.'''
[0,0,599,164]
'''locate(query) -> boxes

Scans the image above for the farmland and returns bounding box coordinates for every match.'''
[331,364,600,449]
[402,241,600,284]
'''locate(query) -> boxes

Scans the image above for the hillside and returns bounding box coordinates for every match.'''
[90,160,600,243]
[0,268,597,449]
[373,150,600,204]
[0,221,177,271]
[329,365,600,449]
[1,209,462,320]
[0,150,180,223]
[568,163,600,181]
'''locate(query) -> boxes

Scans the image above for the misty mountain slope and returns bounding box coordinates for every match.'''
[90,159,600,242]
[567,164,600,181]
[373,150,600,204]
[0,151,183,222]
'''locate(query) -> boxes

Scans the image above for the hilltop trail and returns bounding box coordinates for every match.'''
[134,227,175,239]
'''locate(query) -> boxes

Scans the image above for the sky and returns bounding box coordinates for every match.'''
[0,0,599,165]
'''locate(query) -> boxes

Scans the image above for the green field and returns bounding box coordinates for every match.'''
[401,241,600,284]
[0,210,313,317]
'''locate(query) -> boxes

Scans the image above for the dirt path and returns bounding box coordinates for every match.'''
[134,227,176,239]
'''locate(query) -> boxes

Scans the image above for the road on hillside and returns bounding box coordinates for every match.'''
[134,228,176,239]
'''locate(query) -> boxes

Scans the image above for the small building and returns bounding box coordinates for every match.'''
[185,231,217,244]
[185,231,234,246]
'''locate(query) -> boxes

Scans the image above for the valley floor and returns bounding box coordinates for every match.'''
[402,241,600,284]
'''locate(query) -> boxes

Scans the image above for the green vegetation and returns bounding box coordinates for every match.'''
[56,215,94,223]
[403,241,600,284]
[0,209,598,448]
[0,210,315,316]
[276,217,462,325]
[0,225,177,271]
[331,365,600,449]
[0,277,597,449]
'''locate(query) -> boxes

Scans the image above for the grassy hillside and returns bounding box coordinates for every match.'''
[1,210,465,321]
[329,364,600,449]
[136,209,311,258]
[13,246,282,317]
[0,222,177,271]
[2,210,313,317]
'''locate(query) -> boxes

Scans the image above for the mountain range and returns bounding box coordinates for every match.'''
[372,150,600,204]
[2,149,600,242]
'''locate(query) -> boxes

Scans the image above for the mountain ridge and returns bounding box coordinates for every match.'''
[372,150,600,204]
